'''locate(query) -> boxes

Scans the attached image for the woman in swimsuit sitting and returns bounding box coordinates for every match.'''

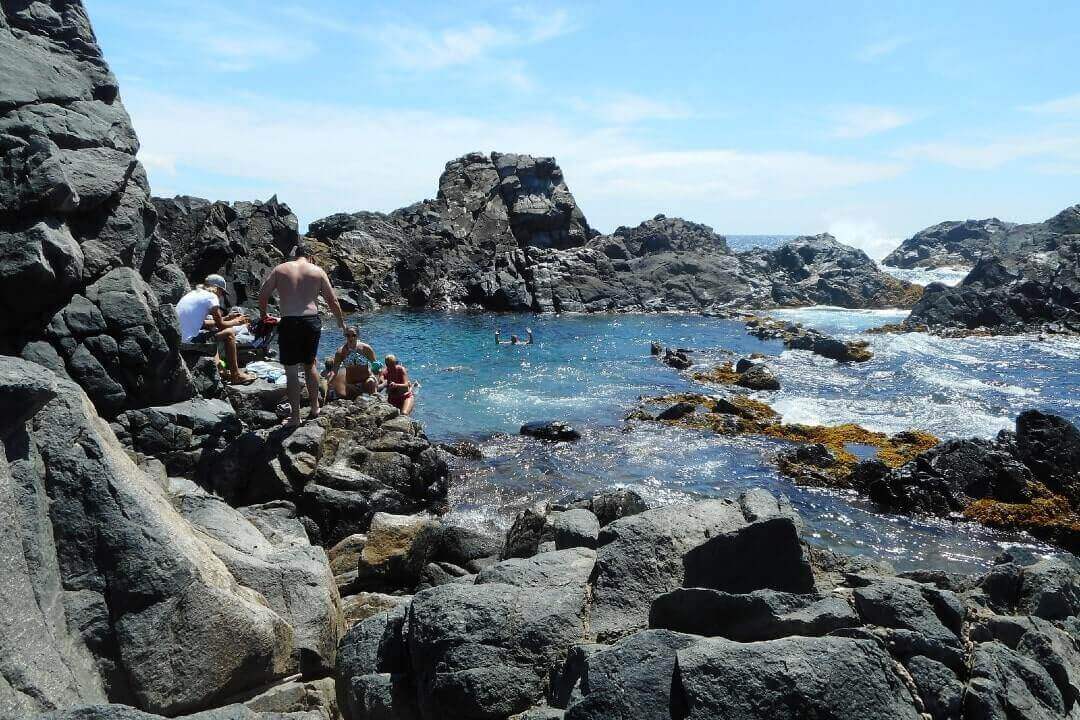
[329,326,379,400]
[381,354,415,415]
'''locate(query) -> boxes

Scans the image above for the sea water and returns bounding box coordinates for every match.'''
[319,309,1080,573]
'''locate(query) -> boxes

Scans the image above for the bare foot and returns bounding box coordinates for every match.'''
[281,416,301,428]
[228,371,258,385]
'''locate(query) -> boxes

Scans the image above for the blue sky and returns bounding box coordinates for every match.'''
[89,0,1080,256]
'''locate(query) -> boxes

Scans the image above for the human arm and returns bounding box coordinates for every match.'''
[387,366,410,393]
[319,269,345,330]
[258,267,277,318]
[494,330,505,345]
[359,342,376,363]
[526,327,534,345]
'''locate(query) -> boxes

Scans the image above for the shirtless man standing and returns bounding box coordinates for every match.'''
[259,242,345,427]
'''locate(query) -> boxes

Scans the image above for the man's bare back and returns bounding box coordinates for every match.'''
[263,258,333,317]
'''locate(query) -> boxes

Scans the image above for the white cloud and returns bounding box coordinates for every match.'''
[583,151,905,202]
[1020,93,1080,115]
[899,135,1080,170]
[830,105,917,139]
[124,89,907,232]
[364,6,576,75]
[371,22,506,70]
[573,92,691,124]
[856,35,910,62]
[509,6,578,42]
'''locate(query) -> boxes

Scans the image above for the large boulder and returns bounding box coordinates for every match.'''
[1,2,193,414]
[0,356,293,715]
[672,636,921,719]
[589,499,747,641]
[650,588,859,641]
[562,630,699,719]
[407,578,591,719]
[682,516,815,594]
[174,489,344,677]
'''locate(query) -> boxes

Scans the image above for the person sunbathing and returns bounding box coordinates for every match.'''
[328,326,379,400]
[494,327,534,345]
[176,274,256,385]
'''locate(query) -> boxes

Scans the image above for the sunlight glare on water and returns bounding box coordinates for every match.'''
[322,309,1078,573]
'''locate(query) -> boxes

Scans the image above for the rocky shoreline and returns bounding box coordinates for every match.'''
[2,3,1079,720]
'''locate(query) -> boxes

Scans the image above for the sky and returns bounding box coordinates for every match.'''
[88,0,1080,258]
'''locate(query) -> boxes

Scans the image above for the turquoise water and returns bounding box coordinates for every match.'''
[320,309,1080,573]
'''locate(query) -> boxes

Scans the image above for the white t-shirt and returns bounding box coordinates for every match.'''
[176,288,220,342]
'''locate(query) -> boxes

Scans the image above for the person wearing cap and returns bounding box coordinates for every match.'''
[175,274,256,385]
[259,241,345,427]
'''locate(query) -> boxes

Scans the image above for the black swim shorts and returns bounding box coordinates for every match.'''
[277,315,321,366]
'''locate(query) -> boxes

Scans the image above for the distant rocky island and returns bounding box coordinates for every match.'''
[2,4,1078,720]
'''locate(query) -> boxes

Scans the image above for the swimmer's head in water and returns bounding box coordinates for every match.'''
[510,335,519,344]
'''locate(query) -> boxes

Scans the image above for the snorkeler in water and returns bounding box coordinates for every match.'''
[494,327,534,345]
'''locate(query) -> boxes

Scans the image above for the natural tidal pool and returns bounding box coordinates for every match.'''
[320,308,1080,574]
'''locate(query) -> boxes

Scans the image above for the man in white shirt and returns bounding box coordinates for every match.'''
[176,274,256,385]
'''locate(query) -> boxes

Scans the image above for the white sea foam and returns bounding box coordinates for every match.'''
[881,264,969,287]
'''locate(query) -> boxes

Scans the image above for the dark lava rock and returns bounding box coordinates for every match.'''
[883,217,1013,270]
[735,363,780,391]
[672,635,921,719]
[562,630,699,719]
[502,504,548,559]
[590,499,747,641]
[152,195,299,308]
[553,487,649,527]
[306,156,917,314]
[682,516,816,594]
[650,588,860,640]
[1,3,193,416]
[0,356,293,716]
[521,421,581,442]
[905,204,1080,335]
[656,401,697,421]
[1015,409,1080,505]
[661,348,693,370]
[864,411,1080,552]
[552,509,600,550]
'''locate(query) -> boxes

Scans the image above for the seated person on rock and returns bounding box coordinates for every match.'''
[494,327,534,345]
[328,326,380,400]
[380,354,416,415]
[176,274,255,385]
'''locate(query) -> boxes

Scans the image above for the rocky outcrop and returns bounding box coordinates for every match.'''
[0,356,300,716]
[742,233,922,308]
[151,195,299,307]
[333,488,1080,720]
[307,154,918,314]
[1,1,193,416]
[884,218,1014,270]
[858,410,1080,552]
[904,204,1080,335]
